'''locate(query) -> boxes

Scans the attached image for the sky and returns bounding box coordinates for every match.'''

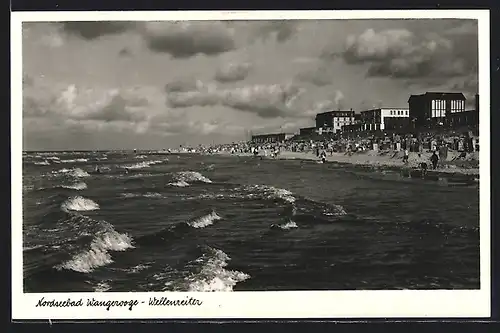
[21,18,479,150]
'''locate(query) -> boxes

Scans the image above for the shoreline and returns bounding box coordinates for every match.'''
[210,150,479,179]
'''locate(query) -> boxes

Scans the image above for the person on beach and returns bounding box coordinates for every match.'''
[430,151,439,170]
[320,150,327,163]
[419,161,428,178]
[403,148,409,165]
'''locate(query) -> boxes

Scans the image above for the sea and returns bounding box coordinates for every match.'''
[21,151,480,292]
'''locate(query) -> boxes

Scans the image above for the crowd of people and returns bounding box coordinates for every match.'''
[188,128,479,174]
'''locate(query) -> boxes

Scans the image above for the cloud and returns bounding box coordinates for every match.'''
[61,22,136,40]
[340,24,478,79]
[23,78,248,143]
[23,81,157,132]
[295,62,335,86]
[214,62,253,83]
[140,21,236,58]
[164,80,305,118]
[252,21,298,43]
[118,47,133,57]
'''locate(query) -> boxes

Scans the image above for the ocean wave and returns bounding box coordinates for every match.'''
[174,171,212,184]
[61,158,89,163]
[185,247,250,292]
[61,182,88,190]
[55,221,134,273]
[93,281,112,292]
[271,220,298,230]
[52,167,90,178]
[120,192,163,199]
[34,161,50,166]
[243,184,296,203]
[187,211,221,229]
[61,196,100,212]
[168,180,190,187]
[123,159,167,170]
[323,204,348,216]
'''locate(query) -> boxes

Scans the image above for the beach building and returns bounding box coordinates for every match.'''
[446,109,479,128]
[315,110,356,134]
[299,127,317,136]
[341,123,364,137]
[359,108,410,131]
[251,133,295,144]
[408,92,466,129]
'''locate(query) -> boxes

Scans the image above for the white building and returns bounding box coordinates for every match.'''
[315,110,356,134]
[360,108,409,131]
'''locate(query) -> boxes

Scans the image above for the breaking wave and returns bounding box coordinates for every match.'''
[123,160,167,170]
[168,180,190,187]
[174,171,212,184]
[120,192,163,199]
[243,184,296,203]
[61,196,100,212]
[55,221,134,273]
[271,220,299,230]
[61,158,89,163]
[52,167,90,178]
[34,161,50,166]
[61,182,88,190]
[185,247,250,292]
[187,211,221,229]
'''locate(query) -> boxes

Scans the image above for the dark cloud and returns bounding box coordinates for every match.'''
[118,47,133,57]
[141,22,236,58]
[165,81,304,119]
[214,62,252,83]
[295,63,335,86]
[61,22,136,40]
[85,95,148,123]
[253,21,298,43]
[340,22,478,80]
[164,78,200,93]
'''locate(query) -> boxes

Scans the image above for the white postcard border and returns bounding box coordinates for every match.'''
[11,9,491,320]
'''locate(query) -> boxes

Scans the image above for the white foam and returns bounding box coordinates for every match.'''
[168,180,190,187]
[188,211,221,228]
[186,247,250,292]
[278,220,299,230]
[61,158,89,163]
[324,204,347,216]
[56,225,134,273]
[34,161,50,165]
[69,168,90,178]
[93,281,111,292]
[120,192,162,198]
[61,196,100,212]
[61,182,88,190]
[144,192,163,198]
[175,171,212,183]
[245,184,296,203]
[124,160,166,170]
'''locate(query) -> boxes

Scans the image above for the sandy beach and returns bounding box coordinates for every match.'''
[216,149,479,177]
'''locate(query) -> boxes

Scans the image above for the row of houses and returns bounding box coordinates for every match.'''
[252,92,479,144]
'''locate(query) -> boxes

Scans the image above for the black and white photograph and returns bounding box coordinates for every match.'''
[12,10,490,319]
